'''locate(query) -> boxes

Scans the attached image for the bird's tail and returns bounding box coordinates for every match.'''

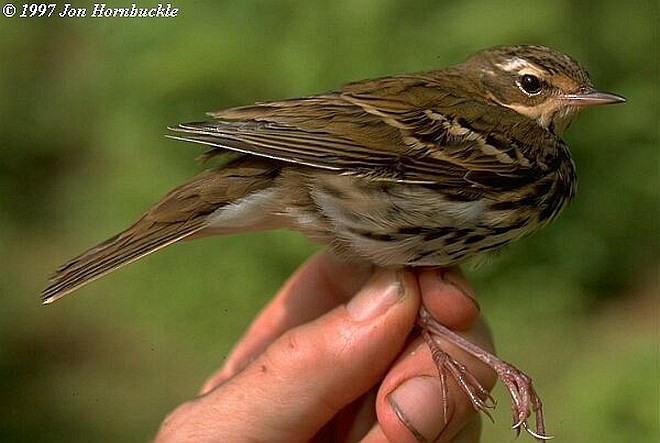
[42,216,207,304]
[42,158,280,304]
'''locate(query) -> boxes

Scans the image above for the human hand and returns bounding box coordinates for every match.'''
[155,252,495,442]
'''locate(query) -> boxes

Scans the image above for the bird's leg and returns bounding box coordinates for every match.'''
[417,307,552,441]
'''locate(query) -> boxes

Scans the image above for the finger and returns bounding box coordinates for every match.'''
[375,321,496,443]
[361,414,481,443]
[157,269,420,443]
[417,267,481,331]
[350,267,486,443]
[201,252,374,393]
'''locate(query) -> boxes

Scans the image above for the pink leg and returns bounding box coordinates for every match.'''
[418,307,552,440]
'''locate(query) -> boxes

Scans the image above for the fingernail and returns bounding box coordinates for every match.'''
[438,268,480,312]
[346,270,407,321]
[387,376,447,442]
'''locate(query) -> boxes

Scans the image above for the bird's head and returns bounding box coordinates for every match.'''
[465,45,625,135]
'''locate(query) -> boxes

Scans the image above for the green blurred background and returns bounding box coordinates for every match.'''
[0,0,657,441]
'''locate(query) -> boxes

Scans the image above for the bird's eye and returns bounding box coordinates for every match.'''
[518,74,543,95]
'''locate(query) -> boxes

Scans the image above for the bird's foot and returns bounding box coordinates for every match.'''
[418,307,553,441]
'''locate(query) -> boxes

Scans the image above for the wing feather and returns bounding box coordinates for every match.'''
[169,74,555,187]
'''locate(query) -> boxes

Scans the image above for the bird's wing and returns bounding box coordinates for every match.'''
[169,74,555,190]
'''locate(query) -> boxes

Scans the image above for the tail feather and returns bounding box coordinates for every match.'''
[41,212,209,304]
[42,159,280,304]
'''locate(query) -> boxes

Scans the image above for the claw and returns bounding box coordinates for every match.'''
[521,422,555,440]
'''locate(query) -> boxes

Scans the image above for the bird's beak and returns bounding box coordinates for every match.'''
[560,88,626,107]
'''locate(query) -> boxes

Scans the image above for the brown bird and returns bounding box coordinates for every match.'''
[42,45,625,439]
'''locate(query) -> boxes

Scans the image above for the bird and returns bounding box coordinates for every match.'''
[42,45,625,439]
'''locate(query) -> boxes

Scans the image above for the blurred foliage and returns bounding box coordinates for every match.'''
[0,0,657,442]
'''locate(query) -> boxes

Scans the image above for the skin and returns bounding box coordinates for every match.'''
[155,252,495,443]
